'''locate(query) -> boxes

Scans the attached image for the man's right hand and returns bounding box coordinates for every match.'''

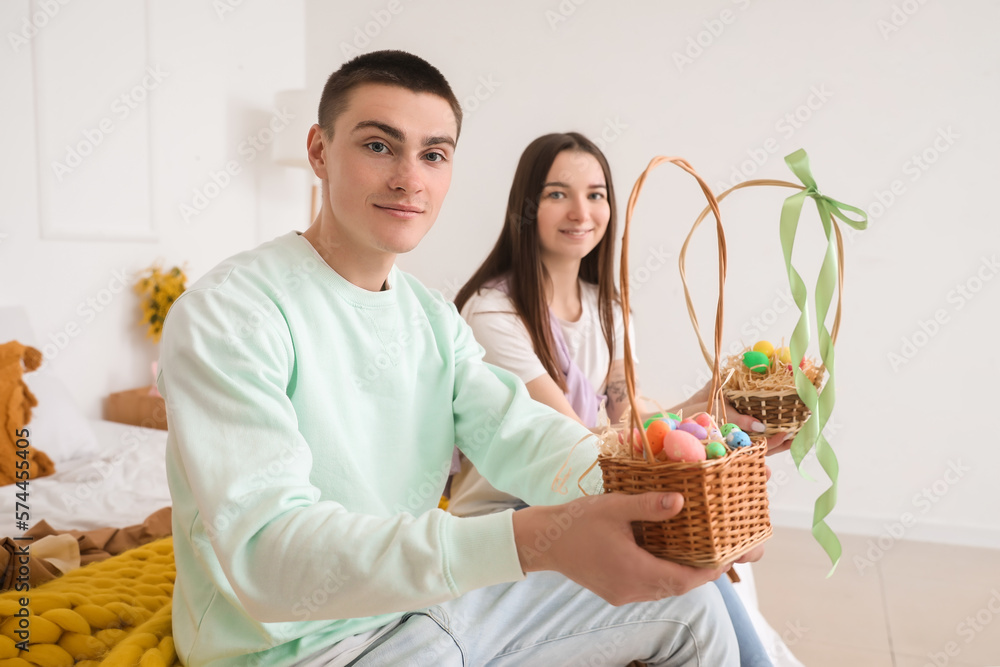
[510,492,728,605]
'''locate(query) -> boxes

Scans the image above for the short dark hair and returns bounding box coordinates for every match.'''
[318,50,462,140]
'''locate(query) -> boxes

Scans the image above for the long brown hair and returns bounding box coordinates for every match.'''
[455,132,619,392]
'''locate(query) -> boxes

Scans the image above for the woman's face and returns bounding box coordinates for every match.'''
[535,150,611,268]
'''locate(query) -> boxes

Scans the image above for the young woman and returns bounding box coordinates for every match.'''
[449,132,777,667]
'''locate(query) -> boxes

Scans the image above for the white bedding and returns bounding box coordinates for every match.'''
[2,418,171,535]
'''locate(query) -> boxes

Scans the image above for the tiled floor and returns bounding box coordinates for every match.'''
[754,527,1000,667]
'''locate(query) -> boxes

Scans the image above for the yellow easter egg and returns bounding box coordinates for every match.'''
[776,346,791,365]
[752,340,775,358]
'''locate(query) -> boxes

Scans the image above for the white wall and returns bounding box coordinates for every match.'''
[1,0,308,411]
[2,0,996,550]
[307,0,1000,549]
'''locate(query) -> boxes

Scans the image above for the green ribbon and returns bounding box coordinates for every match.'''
[779,149,867,574]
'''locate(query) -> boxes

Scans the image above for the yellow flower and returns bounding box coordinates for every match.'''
[134,264,187,343]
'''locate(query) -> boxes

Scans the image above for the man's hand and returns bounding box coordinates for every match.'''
[511,492,728,606]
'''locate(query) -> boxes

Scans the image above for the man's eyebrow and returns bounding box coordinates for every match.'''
[352,121,455,149]
[424,135,456,149]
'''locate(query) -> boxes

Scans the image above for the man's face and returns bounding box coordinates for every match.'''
[308,83,457,261]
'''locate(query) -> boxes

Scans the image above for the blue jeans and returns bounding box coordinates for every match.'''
[345,570,738,666]
[713,575,772,667]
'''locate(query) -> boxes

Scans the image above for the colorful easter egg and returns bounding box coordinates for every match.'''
[708,428,723,441]
[742,350,770,373]
[721,423,741,437]
[677,420,708,441]
[642,413,664,430]
[727,430,752,448]
[645,419,670,456]
[752,340,775,357]
[662,430,708,462]
[776,346,792,365]
[666,412,681,422]
[693,413,713,429]
[706,441,727,459]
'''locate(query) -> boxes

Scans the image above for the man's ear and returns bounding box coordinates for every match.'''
[307,124,328,180]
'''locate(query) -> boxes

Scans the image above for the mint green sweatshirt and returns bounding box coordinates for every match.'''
[157,232,601,666]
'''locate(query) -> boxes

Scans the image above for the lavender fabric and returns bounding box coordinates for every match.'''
[490,279,604,428]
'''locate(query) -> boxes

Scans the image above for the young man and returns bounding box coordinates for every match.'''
[158,50,742,666]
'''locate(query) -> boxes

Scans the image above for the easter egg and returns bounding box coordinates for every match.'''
[721,423,741,437]
[742,350,770,373]
[708,428,723,441]
[645,419,670,456]
[776,346,792,365]
[665,418,679,430]
[706,441,727,459]
[752,340,775,358]
[677,420,708,441]
[666,412,681,422]
[693,413,713,429]
[727,430,752,448]
[642,413,664,430]
[661,430,708,462]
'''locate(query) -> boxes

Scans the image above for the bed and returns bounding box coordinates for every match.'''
[0,307,803,666]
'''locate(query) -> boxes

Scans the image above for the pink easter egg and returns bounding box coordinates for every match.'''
[693,413,713,429]
[661,430,708,463]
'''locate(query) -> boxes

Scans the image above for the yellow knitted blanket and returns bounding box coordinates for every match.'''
[0,537,177,666]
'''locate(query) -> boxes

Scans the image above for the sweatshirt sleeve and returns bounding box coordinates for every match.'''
[449,305,605,506]
[159,287,531,624]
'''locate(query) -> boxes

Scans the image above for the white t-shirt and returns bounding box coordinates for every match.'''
[449,281,632,517]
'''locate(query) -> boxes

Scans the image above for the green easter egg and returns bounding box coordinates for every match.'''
[721,423,741,437]
[643,413,664,429]
[666,412,681,422]
[706,441,727,459]
[742,350,770,373]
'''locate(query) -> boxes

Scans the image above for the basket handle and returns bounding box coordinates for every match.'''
[679,179,847,369]
[620,157,726,462]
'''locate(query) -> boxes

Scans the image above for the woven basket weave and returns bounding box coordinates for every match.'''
[679,178,846,437]
[598,157,771,568]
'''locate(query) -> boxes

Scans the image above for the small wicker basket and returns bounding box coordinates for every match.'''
[597,157,771,568]
[679,179,847,437]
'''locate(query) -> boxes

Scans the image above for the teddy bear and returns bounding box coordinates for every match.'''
[0,340,55,486]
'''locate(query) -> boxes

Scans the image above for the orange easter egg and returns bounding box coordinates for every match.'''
[645,419,670,456]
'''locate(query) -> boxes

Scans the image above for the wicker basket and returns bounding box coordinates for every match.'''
[679,179,847,437]
[598,157,771,568]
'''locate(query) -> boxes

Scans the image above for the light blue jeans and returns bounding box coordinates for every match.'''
[345,570,739,666]
[713,574,773,667]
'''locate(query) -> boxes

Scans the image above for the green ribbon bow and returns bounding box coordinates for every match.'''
[780,149,867,574]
